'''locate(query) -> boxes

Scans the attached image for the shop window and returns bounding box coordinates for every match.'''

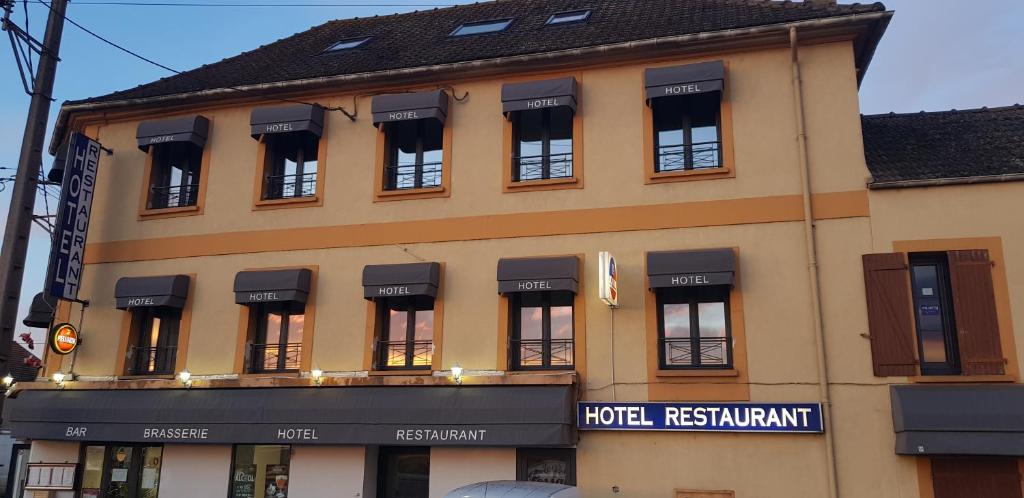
[79,444,163,498]
[248,302,305,373]
[863,248,1006,377]
[512,107,573,182]
[378,447,429,498]
[125,307,181,376]
[510,291,574,370]
[262,132,319,200]
[656,285,732,369]
[516,448,576,485]
[651,92,721,172]
[383,119,443,191]
[147,142,202,209]
[229,445,291,498]
[375,296,434,370]
[909,254,961,375]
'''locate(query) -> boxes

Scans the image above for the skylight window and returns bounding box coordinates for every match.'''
[450,18,513,37]
[325,37,371,52]
[546,10,591,25]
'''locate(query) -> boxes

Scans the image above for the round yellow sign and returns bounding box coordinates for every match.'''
[49,323,79,355]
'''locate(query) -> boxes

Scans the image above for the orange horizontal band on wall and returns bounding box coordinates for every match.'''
[85,190,868,264]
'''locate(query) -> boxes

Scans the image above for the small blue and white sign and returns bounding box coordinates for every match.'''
[578,402,824,433]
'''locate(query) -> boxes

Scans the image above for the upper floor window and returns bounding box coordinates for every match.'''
[512,107,573,181]
[371,90,450,195]
[251,104,325,202]
[363,262,442,371]
[652,93,721,172]
[127,307,181,376]
[510,290,574,370]
[501,77,579,185]
[644,61,726,174]
[149,142,202,209]
[376,296,434,370]
[233,268,313,374]
[263,132,319,200]
[250,302,305,373]
[450,18,512,36]
[498,256,579,371]
[656,285,731,369]
[384,119,443,190]
[136,115,209,211]
[114,274,191,376]
[863,249,1006,377]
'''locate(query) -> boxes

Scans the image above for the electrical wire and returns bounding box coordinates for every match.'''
[34,0,364,118]
[67,1,455,6]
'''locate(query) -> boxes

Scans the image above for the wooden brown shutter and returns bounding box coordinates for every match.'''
[948,249,1005,375]
[862,253,918,376]
[932,458,1023,498]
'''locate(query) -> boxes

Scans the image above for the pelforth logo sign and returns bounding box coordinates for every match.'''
[46,132,101,301]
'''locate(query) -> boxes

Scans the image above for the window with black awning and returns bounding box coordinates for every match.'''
[499,256,578,371]
[645,61,725,173]
[644,61,725,101]
[250,103,325,139]
[136,115,210,210]
[234,269,313,373]
[501,77,578,116]
[371,90,449,127]
[497,256,579,294]
[363,263,441,370]
[647,248,735,288]
[115,275,191,376]
[502,78,578,183]
[135,115,210,152]
[372,91,449,192]
[250,104,325,201]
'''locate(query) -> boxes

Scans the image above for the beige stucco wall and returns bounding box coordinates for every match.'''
[158,444,232,497]
[428,448,515,498]
[80,41,867,246]
[288,446,367,498]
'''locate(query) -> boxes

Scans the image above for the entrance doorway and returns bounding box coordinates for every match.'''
[79,444,163,498]
[378,447,429,498]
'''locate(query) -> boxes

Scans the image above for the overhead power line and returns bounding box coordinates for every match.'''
[34,0,362,119]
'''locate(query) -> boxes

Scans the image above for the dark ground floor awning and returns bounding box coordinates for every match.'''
[3,385,576,447]
[891,385,1024,456]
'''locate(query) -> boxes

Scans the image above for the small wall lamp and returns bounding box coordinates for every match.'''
[52,371,67,388]
[311,368,324,386]
[2,375,13,388]
[451,364,463,385]
[178,369,192,388]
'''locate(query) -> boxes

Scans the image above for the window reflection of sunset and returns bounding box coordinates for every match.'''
[550,306,573,339]
[663,304,690,338]
[698,302,726,338]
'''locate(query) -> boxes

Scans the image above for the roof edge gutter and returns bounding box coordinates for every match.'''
[50,10,891,154]
[868,173,1024,189]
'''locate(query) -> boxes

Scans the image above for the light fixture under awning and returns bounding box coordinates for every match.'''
[501,77,578,116]
[891,385,1024,456]
[114,275,190,310]
[497,256,579,294]
[362,262,441,299]
[644,60,725,101]
[646,248,735,289]
[249,103,325,139]
[234,268,312,305]
[371,90,449,127]
[135,115,210,151]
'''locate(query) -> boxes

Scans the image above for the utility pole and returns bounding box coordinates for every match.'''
[0,0,69,407]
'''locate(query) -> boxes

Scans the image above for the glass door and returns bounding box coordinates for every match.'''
[378,447,429,498]
[79,444,162,498]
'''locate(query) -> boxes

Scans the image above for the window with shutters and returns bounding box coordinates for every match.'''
[862,248,1006,378]
[931,458,1023,498]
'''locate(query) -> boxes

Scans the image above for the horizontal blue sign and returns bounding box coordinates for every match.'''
[578,402,824,433]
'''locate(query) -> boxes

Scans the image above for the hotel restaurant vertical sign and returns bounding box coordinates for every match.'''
[46,132,101,301]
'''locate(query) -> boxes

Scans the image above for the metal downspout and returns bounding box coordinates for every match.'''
[789,26,840,498]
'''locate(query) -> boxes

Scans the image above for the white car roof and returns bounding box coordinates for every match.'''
[443,480,581,498]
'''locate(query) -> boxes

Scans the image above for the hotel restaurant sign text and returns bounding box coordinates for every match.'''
[578,402,824,433]
[46,132,101,301]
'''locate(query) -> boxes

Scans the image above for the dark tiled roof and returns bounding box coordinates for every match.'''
[7,343,41,382]
[861,105,1024,185]
[74,0,885,105]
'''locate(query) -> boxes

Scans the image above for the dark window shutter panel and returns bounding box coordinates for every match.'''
[932,458,1023,498]
[862,253,917,376]
[948,249,1006,375]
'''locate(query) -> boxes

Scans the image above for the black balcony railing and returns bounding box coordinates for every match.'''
[126,346,177,376]
[264,173,317,199]
[149,184,199,209]
[510,338,574,369]
[660,336,731,368]
[385,162,442,190]
[656,141,722,172]
[377,340,433,369]
[513,153,573,181]
[249,342,302,373]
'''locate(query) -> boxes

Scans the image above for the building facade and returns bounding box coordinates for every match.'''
[5,1,1024,497]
